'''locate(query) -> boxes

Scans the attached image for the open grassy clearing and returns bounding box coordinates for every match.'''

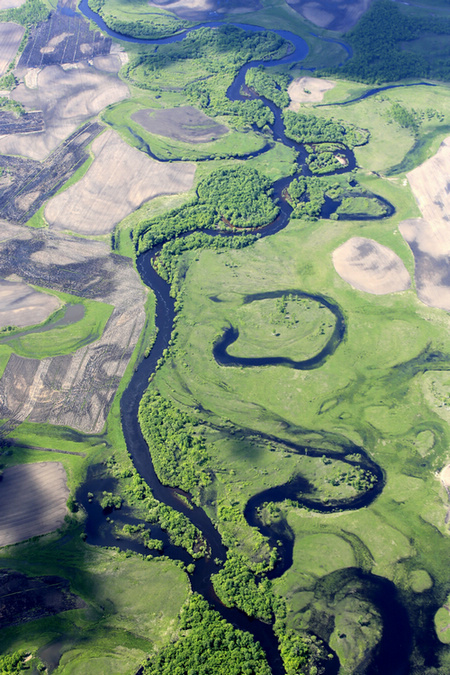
[0,293,113,360]
[0,22,24,76]
[310,82,450,174]
[45,128,196,235]
[226,295,336,361]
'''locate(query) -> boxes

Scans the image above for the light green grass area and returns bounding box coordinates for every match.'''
[102,99,268,161]
[0,290,113,360]
[0,542,189,674]
[225,295,335,360]
[309,82,450,174]
[150,198,450,644]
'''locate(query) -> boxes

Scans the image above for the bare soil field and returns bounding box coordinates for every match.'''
[399,137,450,310]
[285,0,373,31]
[148,0,261,19]
[17,12,111,71]
[0,279,61,328]
[0,570,85,628]
[0,462,69,546]
[288,76,335,111]
[0,61,128,161]
[0,224,146,433]
[132,106,228,144]
[0,120,103,224]
[0,110,44,135]
[332,236,411,295]
[0,23,24,77]
[441,464,450,488]
[45,128,196,235]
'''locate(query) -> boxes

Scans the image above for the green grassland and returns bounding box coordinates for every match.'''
[310,82,450,174]
[226,295,335,361]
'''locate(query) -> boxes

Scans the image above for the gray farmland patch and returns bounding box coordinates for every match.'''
[0,23,25,77]
[45,128,196,235]
[0,278,61,328]
[0,59,128,161]
[0,225,146,433]
[17,11,111,72]
[0,462,69,546]
[131,106,229,144]
[0,120,103,224]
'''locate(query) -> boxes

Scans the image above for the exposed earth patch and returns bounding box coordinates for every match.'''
[0,58,128,161]
[0,279,61,328]
[0,462,69,546]
[17,11,111,71]
[0,570,85,627]
[287,76,335,111]
[131,106,229,144]
[147,0,262,20]
[285,0,373,31]
[0,22,24,77]
[0,222,146,433]
[399,137,450,311]
[332,236,411,295]
[44,128,196,235]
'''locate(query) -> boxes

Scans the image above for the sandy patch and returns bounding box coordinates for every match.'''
[0,279,61,328]
[0,23,25,78]
[132,105,228,144]
[288,76,335,111]
[398,137,450,311]
[333,237,411,295]
[0,462,69,546]
[0,62,129,160]
[441,464,450,488]
[45,129,196,235]
[92,54,124,72]
[286,0,373,31]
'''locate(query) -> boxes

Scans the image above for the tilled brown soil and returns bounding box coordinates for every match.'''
[17,11,111,71]
[0,462,69,546]
[0,23,24,77]
[0,223,146,433]
[0,570,85,627]
[0,120,103,224]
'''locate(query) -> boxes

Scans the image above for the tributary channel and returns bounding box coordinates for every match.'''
[75,4,417,673]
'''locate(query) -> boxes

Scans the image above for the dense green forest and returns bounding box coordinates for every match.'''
[135,166,278,255]
[326,0,450,82]
[138,390,210,496]
[283,111,369,148]
[144,594,271,675]
[245,67,291,109]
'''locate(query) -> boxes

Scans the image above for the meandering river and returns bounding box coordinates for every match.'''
[75,4,415,673]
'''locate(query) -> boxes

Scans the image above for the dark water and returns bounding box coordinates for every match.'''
[74,5,419,673]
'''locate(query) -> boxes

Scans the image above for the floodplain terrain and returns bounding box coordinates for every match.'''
[0,0,450,673]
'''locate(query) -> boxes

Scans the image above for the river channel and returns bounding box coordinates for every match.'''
[75,4,416,673]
